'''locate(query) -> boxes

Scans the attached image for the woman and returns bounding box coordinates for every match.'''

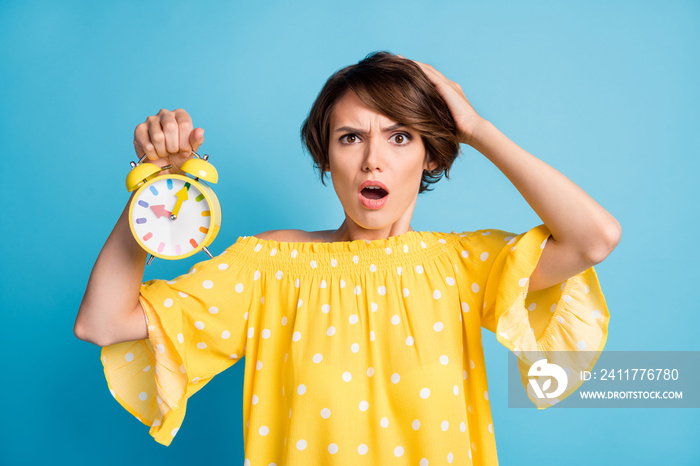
[75,52,620,465]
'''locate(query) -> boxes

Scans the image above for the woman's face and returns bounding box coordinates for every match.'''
[327,91,436,237]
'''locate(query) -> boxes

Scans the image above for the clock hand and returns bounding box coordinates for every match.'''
[170,183,190,220]
[150,204,172,218]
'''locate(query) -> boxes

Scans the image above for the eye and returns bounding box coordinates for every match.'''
[390,132,412,145]
[340,134,361,144]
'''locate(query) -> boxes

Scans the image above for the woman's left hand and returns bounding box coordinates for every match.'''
[400,55,485,146]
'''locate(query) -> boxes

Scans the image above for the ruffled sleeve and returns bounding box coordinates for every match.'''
[457,224,609,407]
[100,242,258,445]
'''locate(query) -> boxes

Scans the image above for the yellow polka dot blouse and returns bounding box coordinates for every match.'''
[101,225,609,465]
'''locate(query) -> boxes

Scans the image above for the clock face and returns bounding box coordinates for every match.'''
[130,176,214,258]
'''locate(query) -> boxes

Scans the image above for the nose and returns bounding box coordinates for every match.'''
[362,138,383,172]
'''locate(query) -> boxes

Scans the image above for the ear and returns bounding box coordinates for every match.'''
[423,155,438,172]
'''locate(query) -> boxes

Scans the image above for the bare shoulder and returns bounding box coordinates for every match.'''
[252,229,335,243]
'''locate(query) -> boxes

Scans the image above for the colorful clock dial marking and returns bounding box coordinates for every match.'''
[201,210,211,217]
[189,239,198,248]
[150,186,159,196]
[199,227,209,234]
[136,217,147,224]
[143,232,153,241]
[138,200,149,208]
[175,244,181,255]
[195,193,205,202]
[158,242,165,253]
[167,179,173,190]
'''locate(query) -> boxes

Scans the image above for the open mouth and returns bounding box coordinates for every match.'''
[361,186,389,200]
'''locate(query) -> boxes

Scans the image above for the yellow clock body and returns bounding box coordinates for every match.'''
[126,156,222,260]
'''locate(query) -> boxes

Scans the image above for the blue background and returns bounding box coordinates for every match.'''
[1,0,698,464]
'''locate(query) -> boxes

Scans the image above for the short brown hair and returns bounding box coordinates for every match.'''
[301,51,460,194]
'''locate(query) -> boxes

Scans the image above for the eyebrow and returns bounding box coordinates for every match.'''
[334,123,406,134]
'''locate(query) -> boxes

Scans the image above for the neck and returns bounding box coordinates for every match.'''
[329,219,414,243]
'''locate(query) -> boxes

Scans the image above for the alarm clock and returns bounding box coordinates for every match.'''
[125,151,221,263]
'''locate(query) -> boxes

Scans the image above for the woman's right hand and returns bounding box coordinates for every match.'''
[133,108,204,173]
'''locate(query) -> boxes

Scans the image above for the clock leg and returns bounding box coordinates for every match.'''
[202,247,213,259]
[147,254,155,265]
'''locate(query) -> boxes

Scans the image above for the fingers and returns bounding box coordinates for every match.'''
[133,109,201,162]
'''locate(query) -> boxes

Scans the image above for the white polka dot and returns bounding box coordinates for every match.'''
[143,365,151,372]
[453,385,459,395]
[194,321,204,330]
[380,417,389,428]
[397,266,403,275]
[349,314,358,324]
[296,439,307,450]
[256,360,262,370]
[248,327,255,338]
[125,352,134,362]
[353,285,362,295]
[359,400,369,411]
[152,419,161,426]
[412,419,421,430]
[252,394,259,405]
[171,427,179,436]
[254,244,262,252]
[370,264,377,272]
[415,265,424,274]
[371,302,379,312]
[557,316,565,324]
[351,343,360,353]
[421,241,427,248]
[470,360,476,369]
[296,298,303,309]
[254,270,261,280]
[448,452,454,463]
[293,331,301,341]
[320,280,327,288]
[391,315,400,325]
[291,249,298,258]
[488,423,493,433]
[461,250,469,258]
[358,444,368,455]
[275,271,283,279]
[367,367,374,377]
[163,298,173,308]
[519,277,528,287]
[394,446,404,457]
[310,260,317,269]
[208,306,218,314]
[192,376,201,384]
[584,284,591,294]
[385,247,392,255]
[576,340,587,350]
[322,304,330,313]
[180,364,186,373]
[471,283,480,293]
[592,309,602,319]
[321,408,331,419]
[202,280,213,289]
[221,330,230,339]
[281,316,287,326]
[420,459,428,466]
[461,302,470,313]
[391,373,400,384]
[340,279,346,288]
[446,277,455,286]
[262,329,271,339]
[403,288,410,297]
[460,421,466,432]
[370,331,375,341]
[480,251,489,261]
[156,344,165,353]
[404,244,409,253]
[551,303,558,313]
[377,285,387,295]
[433,321,444,332]
[297,384,306,395]
[440,355,449,365]
[178,291,188,298]
[433,290,441,299]
[342,372,352,382]
[353,255,359,264]
[139,391,147,401]
[328,443,338,454]
[331,259,338,267]
[484,390,489,400]
[327,326,336,336]
[420,388,430,399]
[406,336,414,346]
[528,303,537,311]
[313,353,323,363]
[441,420,449,431]
[564,294,573,303]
